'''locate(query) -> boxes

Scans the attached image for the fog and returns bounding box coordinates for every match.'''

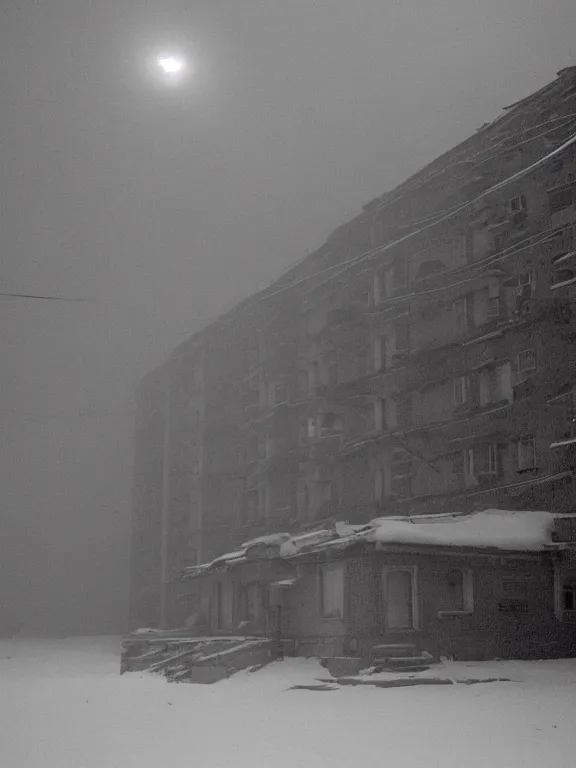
[1,0,574,635]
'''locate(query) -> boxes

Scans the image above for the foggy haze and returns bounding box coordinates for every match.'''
[1,0,575,634]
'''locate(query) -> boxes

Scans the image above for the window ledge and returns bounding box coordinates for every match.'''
[437,610,473,618]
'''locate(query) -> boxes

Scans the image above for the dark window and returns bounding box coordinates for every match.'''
[562,583,576,611]
[517,438,536,471]
[445,570,464,611]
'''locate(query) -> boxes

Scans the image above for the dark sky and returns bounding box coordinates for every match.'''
[1,0,575,634]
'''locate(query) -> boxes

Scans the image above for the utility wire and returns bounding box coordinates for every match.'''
[0,292,90,302]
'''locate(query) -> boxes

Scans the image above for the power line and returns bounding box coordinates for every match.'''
[302,127,576,297]
[0,292,90,302]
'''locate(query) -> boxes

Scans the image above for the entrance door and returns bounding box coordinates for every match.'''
[384,568,417,630]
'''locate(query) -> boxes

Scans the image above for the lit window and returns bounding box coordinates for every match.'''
[320,563,344,618]
[517,437,536,471]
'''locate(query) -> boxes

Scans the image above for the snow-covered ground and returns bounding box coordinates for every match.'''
[2,636,575,768]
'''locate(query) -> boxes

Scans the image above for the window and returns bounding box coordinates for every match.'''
[374,468,385,503]
[548,185,575,216]
[320,563,344,618]
[488,296,500,318]
[517,349,536,374]
[465,443,497,478]
[562,582,576,612]
[374,398,387,431]
[518,271,533,287]
[509,194,527,213]
[438,570,474,614]
[394,318,409,353]
[320,413,343,436]
[454,376,469,407]
[479,363,512,406]
[271,382,288,406]
[360,290,372,308]
[375,333,388,371]
[453,298,468,334]
[517,437,536,471]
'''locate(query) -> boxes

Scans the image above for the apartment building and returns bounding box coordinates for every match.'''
[130,67,576,630]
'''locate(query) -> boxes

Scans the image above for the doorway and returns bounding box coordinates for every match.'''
[383,568,417,630]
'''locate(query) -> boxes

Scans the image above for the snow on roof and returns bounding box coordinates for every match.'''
[369,509,555,552]
[241,532,292,549]
[182,510,557,579]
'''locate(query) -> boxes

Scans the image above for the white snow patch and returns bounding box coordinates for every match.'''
[370,509,554,551]
[1,637,575,768]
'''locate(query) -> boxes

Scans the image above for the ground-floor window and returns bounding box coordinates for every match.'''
[320,563,344,618]
[562,581,576,611]
[438,569,474,614]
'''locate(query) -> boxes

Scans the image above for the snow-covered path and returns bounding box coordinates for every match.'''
[1,636,575,768]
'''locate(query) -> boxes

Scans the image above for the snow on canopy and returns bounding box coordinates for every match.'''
[182,510,556,579]
[369,509,555,551]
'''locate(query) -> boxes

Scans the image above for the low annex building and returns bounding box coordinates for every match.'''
[181,509,576,662]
